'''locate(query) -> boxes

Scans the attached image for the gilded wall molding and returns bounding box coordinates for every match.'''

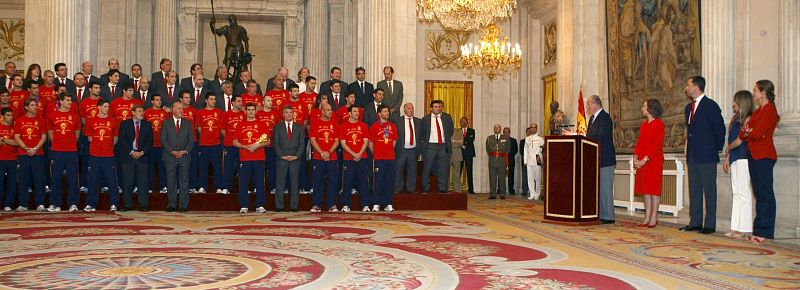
[0,19,24,61]
[424,30,469,71]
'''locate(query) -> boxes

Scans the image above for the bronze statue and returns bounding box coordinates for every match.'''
[210,15,252,82]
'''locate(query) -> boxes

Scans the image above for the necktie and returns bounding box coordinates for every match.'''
[408,117,414,146]
[135,120,140,150]
[227,96,231,111]
[463,128,466,138]
[77,88,83,100]
[360,82,364,94]
[334,94,339,106]
[176,119,180,133]
[141,92,145,101]
[589,114,595,129]
[168,86,173,101]
[496,135,500,141]
[435,115,442,144]
[287,123,292,139]
[162,73,167,86]
[111,85,116,96]
[388,81,393,95]
[60,78,65,85]
[134,79,139,92]
[689,100,697,124]
[195,89,201,103]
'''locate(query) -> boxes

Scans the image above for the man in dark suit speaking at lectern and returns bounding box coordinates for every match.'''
[585,95,616,224]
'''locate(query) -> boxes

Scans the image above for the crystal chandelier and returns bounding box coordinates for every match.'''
[416,0,517,31]
[460,24,522,80]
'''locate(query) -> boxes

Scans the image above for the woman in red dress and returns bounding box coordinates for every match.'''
[633,99,665,228]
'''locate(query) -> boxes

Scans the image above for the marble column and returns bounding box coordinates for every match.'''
[366,0,392,83]
[153,0,178,74]
[342,0,358,79]
[328,0,345,73]
[25,0,95,76]
[781,0,800,119]
[305,0,328,81]
[701,0,736,118]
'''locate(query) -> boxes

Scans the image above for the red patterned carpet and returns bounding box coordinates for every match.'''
[0,195,797,289]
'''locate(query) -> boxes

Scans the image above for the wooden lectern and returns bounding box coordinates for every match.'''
[542,135,600,225]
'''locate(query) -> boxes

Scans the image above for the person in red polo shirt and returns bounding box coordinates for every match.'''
[0,108,18,211]
[47,92,80,212]
[13,98,47,211]
[39,70,57,105]
[196,94,223,193]
[739,80,780,242]
[267,75,290,110]
[221,95,244,194]
[8,75,27,113]
[256,95,280,193]
[336,91,363,124]
[340,105,369,212]
[299,76,318,116]
[144,94,169,193]
[26,81,47,117]
[79,81,103,191]
[85,99,119,212]
[179,91,200,193]
[233,103,269,213]
[368,105,397,212]
[309,102,339,212]
[241,80,263,110]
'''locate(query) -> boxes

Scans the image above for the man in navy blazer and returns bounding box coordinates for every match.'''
[319,66,349,104]
[117,104,153,211]
[420,100,455,193]
[680,76,726,234]
[393,103,422,193]
[150,58,174,95]
[347,67,374,107]
[585,94,616,224]
[54,63,76,92]
[99,69,124,101]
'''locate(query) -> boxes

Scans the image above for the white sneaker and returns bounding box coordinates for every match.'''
[351,189,358,195]
[69,205,78,212]
[47,205,61,212]
[118,187,123,194]
[16,206,27,211]
[3,206,11,211]
[84,205,96,212]
[284,189,289,194]
[256,207,266,213]
[110,205,117,212]
[189,188,196,194]
[270,189,276,194]
[216,189,223,194]
[198,187,206,194]
[247,190,252,195]
[133,187,138,193]
[239,207,248,213]
[328,206,338,212]
[384,205,395,212]
[45,186,51,193]
[341,206,351,212]
[36,205,46,211]
[362,206,371,212]
[372,205,380,212]
[310,206,321,212]
[80,186,88,193]
[222,189,229,195]
[160,187,168,193]
[148,190,153,193]
[101,187,109,193]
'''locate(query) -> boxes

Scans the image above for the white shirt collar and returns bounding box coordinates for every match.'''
[694,94,705,103]
[592,108,602,120]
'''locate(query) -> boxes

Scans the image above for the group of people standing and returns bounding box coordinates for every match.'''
[630,76,779,243]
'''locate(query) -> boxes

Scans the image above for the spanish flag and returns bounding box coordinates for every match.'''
[576,88,587,135]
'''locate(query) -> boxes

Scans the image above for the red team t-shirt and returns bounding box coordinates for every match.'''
[39,85,57,104]
[308,109,322,126]
[181,105,198,141]
[222,110,245,147]
[45,100,80,120]
[235,119,268,161]
[268,89,290,111]
[286,98,307,126]
[240,92,262,109]
[13,114,47,156]
[196,108,223,146]
[309,118,338,161]
[47,110,80,152]
[339,121,368,160]
[144,108,169,147]
[0,124,17,160]
[110,97,142,122]
[255,110,280,147]
[298,91,317,114]
[8,90,29,114]
[369,121,397,160]
[86,116,118,157]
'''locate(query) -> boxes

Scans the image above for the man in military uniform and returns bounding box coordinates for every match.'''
[486,123,509,200]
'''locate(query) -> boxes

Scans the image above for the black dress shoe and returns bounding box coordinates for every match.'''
[488,196,496,200]
[500,196,506,200]
[509,191,516,195]
[140,207,148,212]
[440,190,449,194]
[121,207,131,212]
[291,208,298,212]
[679,225,702,232]
[468,191,476,194]
[275,208,284,212]
[600,219,615,224]
[178,208,187,213]
[700,228,716,234]
[165,207,175,212]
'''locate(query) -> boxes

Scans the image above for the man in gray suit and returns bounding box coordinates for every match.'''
[160,102,195,212]
[273,105,306,212]
[393,103,422,193]
[375,66,403,117]
[420,100,455,193]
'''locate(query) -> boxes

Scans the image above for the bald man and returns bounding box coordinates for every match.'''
[266,67,296,91]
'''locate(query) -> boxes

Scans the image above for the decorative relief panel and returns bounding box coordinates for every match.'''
[424,30,469,71]
[0,19,24,61]
[543,22,556,66]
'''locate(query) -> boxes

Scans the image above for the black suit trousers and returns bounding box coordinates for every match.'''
[122,157,149,208]
[463,157,474,193]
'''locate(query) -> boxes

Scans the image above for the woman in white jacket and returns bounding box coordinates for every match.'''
[524,123,545,200]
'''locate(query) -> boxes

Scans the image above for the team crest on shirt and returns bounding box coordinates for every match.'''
[59,122,67,134]
[153,120,160,128]
[99,129,106,140]
[25,128,33,139]
[122,110,129,118]
[207,120,214,131]
[351,133,357,144]
[276,99,282,106]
